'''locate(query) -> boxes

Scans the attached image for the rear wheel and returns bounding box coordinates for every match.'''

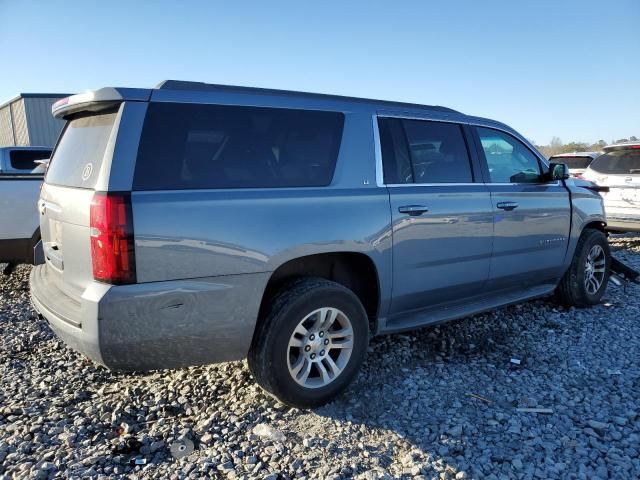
[248,278,369,408]
[556,229,610,307]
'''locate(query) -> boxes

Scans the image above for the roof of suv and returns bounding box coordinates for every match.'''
[53,80,525,145]
[550,151,601,159]
[603,142,640,151]
[154,80,461,114]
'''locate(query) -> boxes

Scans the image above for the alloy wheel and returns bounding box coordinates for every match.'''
[287,307,354,389]
[584,244,606,295]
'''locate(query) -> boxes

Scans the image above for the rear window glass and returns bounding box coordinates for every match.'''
[378,118,472,184]
[133,103,344,190]
[551,156,594,169]
[403,120,473,183]
[589,150,640,174]
[46,112,117,189]
[9,149,51,172]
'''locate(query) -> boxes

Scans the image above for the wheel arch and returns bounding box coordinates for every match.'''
[257,251,381,336]
[581,219,607,234]
[562,215,608,274]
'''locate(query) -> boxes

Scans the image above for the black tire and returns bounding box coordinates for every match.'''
[555,229,610,307]
[248,277,369,408]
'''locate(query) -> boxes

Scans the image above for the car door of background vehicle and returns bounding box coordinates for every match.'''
[472,126,571,291]
[379,117,494,318]
[0,150,46,241]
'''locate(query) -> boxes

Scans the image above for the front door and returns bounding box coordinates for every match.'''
[473,126,571,290]
[378,117,494,316]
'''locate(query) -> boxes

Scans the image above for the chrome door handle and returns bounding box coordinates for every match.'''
[496,201,519,211]
[398,205,429,216]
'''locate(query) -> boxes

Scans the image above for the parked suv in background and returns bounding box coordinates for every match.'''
[549,151,600,178]
[0,146,51,268]
[30,81,610,407]
[583,143,640,232]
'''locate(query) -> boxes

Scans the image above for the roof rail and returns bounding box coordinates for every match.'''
[155,80,460,114]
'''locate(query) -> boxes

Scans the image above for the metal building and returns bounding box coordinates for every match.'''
[0,93,69,148]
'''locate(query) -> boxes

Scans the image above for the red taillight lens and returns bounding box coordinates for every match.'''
[90,192,136,284]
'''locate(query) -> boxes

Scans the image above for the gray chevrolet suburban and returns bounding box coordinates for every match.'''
[30,81,610,408]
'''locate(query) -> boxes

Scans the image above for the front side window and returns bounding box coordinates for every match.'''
[133,103,344,190]
[378,117,473,184]
[476,127,541,183]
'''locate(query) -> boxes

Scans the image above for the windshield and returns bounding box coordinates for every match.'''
[46,111,118,189]
[589,149,640,174]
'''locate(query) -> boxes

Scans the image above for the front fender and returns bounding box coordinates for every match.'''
[563,184,607,270]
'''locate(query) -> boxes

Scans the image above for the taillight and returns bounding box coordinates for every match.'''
[90,192,136,284]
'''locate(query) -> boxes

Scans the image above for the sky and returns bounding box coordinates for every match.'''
[0,0,638,145]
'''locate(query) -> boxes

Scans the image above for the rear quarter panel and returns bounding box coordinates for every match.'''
[131,110,393,316]
[133,188,391,279]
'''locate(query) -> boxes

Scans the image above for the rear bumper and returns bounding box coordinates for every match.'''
[30,264,270,371]
[605,216,640,232]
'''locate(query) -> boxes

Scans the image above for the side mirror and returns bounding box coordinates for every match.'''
[549,162,570,181]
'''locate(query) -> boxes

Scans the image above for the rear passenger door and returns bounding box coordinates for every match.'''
[472,127,571,290]
[379,117,494,317]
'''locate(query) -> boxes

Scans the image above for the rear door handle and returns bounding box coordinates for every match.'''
[496,201,519,211]
[398,205,429,216]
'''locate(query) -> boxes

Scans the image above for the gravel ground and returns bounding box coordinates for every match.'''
[1,234,639,480]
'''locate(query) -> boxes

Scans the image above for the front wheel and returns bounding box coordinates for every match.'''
[556,228,610,307]
[248,278,369,408]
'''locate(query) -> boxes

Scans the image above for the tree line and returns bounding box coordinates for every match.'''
[536,136,638,158]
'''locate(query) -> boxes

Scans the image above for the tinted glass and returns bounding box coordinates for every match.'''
[403,120,472,183]
[46,112,117,188]
[9,149,51,172]
[476,127,541,183]
[551,156,593,169]
[133,103,344,190]
[378,117,413,184]
[589,149,640,174]
[378,118,472,184]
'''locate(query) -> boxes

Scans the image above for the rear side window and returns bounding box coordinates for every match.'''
[550,156,594,169]
[378,117,473,184]
[476,127,541,183]
[589,149,640,174]
[46,112,118,189]
[9,149,51,172]
[133,103,344,190]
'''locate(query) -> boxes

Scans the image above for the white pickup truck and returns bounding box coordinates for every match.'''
[0,146,51,272]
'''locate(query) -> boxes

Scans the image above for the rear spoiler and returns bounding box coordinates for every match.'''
[52,87,151,119]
